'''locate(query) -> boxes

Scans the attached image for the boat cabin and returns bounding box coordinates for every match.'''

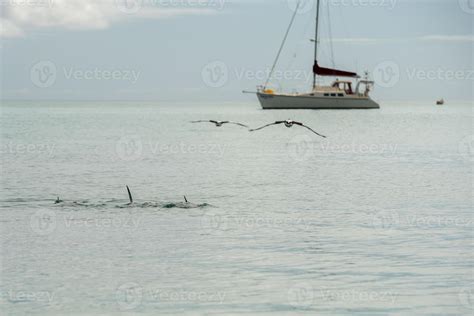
[332,80,353,95]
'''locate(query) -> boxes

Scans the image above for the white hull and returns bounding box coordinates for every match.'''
[257,93,380,110]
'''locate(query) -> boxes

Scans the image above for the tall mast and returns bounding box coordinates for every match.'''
[313,0,321,90]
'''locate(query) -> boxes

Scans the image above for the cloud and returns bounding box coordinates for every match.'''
[0,18,25,38]
[0,0,222,38]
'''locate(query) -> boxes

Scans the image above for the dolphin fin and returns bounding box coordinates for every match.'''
[126,186,133,204]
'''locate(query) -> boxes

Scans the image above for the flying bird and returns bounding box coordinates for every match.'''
[250,120,327,138]
[191,120,248,128]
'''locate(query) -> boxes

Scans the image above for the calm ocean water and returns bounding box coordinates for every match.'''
[1,101,473,315]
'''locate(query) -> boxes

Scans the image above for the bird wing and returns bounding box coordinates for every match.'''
[294,122,327,138]
[227,122,249,128]
[191,120,211,124]
[249,122,282,132]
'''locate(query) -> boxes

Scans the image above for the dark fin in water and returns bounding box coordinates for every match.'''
[184,196,188,203]
[126,186,133,204]
[55,197,62,204]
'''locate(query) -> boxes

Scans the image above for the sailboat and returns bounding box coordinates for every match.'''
[253,0,380,110]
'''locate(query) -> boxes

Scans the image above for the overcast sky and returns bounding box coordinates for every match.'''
[1,0,473,103]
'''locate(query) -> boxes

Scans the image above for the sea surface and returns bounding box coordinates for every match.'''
[0,101,473,315]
